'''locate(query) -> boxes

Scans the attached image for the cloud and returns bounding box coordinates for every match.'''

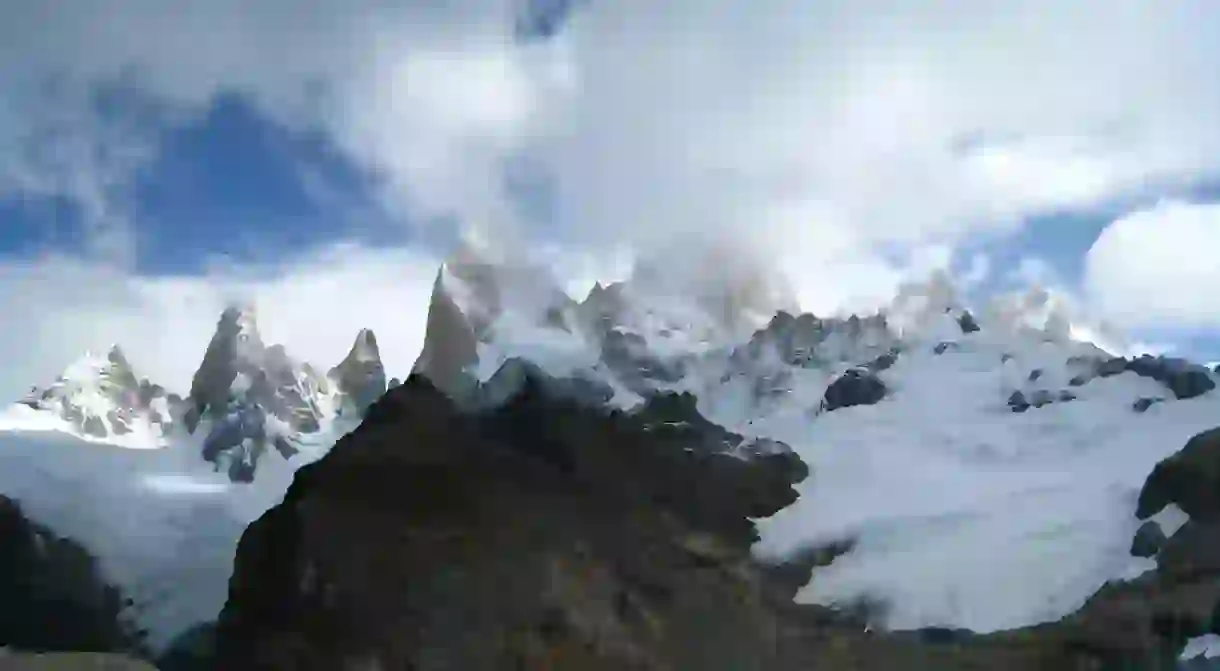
[1084,200,1220,330]
[5,1,1220,320]
[0,244,440,404]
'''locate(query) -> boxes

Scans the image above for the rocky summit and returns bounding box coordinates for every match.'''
[210,360,1220,670]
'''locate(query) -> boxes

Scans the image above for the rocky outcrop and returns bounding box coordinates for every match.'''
[957,310,981,334]
[1136,427,1220,521]
[213,369,809,670]
[327,329,387,418]
[821,368,887,412]
[1132,520,1168,558]
[1008,389,1075,413]
[1072,355,1216,401]
[0,496,148,658]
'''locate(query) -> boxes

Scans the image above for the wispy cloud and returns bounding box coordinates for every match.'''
[2,1,1219,345]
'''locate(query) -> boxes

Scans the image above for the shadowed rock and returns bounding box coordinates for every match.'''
[1132,521,1168,558]
[0,496,148,657]
[214,370,810,670]
[213,372,1220,670]
[1137,427,1220,521]
[821,368,886,412]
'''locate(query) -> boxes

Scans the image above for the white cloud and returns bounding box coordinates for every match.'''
[0,244,440,404]
[1084,200,1220,330]
[4,1,1220,335]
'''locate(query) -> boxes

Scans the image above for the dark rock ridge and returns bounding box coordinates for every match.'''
[0,495,148,657]
[1008,389,1076,413]
[1137,427,1220,522]
[1070,355,1215,401]
[213,369,813,669]
[212,363,1220,669]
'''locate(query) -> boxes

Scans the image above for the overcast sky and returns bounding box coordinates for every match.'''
[1,0,1219,399]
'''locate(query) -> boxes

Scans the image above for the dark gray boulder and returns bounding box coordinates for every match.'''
[0,496,148,656]
[821,369,886,412]
[957,311,981,334]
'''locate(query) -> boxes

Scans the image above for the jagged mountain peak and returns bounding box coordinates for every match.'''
[13,346,176,445]
[183,305,340,482]
[328,328,388,419]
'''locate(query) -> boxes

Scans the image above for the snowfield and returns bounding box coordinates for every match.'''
[732,329,1219,632]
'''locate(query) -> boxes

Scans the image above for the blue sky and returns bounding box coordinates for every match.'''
[1,92,411,272]
[1,0,1219,398]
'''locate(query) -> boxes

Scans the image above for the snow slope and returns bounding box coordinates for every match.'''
[735,327,1219,632]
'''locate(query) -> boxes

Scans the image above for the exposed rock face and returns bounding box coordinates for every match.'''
[214,371,809,670]
[821,368,887,412]
[1125,356,1216,400]
[1073,355,1216,401]
[327,329,387,418]
[185,307,329,483]
[1137,427,1220,521]
[1131,520,1168,558]
[0,496,148,657]
[958,310,981,334]
[735,311,895,373]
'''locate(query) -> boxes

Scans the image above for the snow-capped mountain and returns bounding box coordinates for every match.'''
[6,305,389,483]
[11,345,181,448]
[4,246,1220,664]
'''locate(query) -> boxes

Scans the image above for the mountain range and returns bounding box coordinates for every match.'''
[4,245,1220,668]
